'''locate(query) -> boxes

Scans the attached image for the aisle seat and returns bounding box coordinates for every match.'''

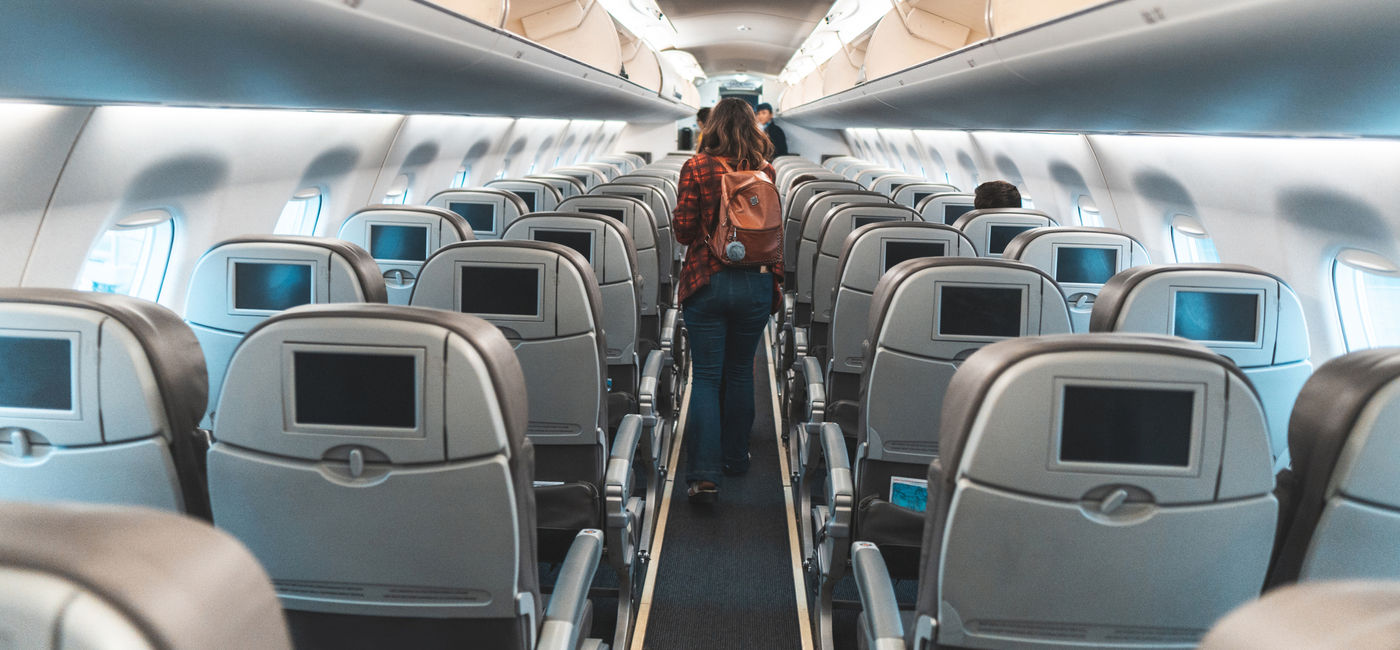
[336,205,475,305]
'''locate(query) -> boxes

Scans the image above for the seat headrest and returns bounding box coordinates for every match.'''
[1201,581,1400,649]
[0,500,291,649]
[503,212,641,289]
[938,333,1271,505]
[0,288,208,446]
[819,204,921,250]
[915,192,976,225]
[412,240,605,359]
[1001,226,1151,288]
[342,205,473,242]
[426,188,530,238]
[557,195,657,248]
[1090,263,1310,366]
[951,208,1059,257]
[834,222,977,293]
[215,304,528,464]
[867,257,1072,361]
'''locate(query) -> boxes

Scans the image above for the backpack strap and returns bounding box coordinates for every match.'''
[715,156,735,174]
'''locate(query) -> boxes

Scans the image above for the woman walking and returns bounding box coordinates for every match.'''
[672,98,782,503]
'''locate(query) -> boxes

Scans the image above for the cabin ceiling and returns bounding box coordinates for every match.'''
[656,0,830,76]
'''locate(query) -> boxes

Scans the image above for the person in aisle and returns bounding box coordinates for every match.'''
[673,97,783,503]
[974,179,1022,209]
[695,106,711,150]
[754,102,788,159]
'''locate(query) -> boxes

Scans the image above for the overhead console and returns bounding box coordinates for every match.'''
[0,0,694,121]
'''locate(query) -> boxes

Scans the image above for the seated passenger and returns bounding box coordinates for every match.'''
[974,179,1022,209]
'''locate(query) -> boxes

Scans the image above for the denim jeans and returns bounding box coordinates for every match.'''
[682,268,773,485]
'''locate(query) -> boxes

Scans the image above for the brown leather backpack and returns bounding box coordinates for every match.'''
[706,158,783,268]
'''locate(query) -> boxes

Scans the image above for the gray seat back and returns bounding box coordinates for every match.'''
[855,166,903,187]
[426,188,530,240]
[916,333,1276,649]
[558,194,662,315]
[336,205,475,305]
[915,192,976,226]
[827,223,976,377]
[796,190,894,304]
[1091,264,1311,469]
[0,501,291,649]
[828,157,869,174]
[1270,348,1400,584]
[183,236,386,422]
[577,161,620,182]
[590,182,677,270]
[0,289,209,515]
[208,303,539,643]
[785,179,864,239]
[486,178,563,212]
[596,154,639,174]
[1201,581,1400,649]
[778,167,835,196]
[952,207,1060,257]
[503,213,642,369]
[526,173,586,199]
[812,204,922,328]
[611,175,677,210]
[892,183,959,209]
[550,166,608,190]
[1003,227,1151,332]
[869,173,925,197]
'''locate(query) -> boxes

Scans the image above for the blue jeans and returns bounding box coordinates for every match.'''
[683,268,773,485]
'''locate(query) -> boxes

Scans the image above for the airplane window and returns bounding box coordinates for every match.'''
[273,188,324,236]
[1021,195,1035,209]
[1170,214,1220,263]
[1333,249,1400,351]
[74,210,174,301]
[452,166,471,189]
[1077,195,1103,227]
[383,174,411,205]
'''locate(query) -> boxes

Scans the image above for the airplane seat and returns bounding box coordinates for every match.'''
[891,183,959,210]
[486,178,565,213]
[0,500,290,649]
[558,193,665,315]
[597,154,639,174]
[855,167,904,188]
[915,192,978,228]
[183,236,387,423]
[607,175,677,212]
[869,173,925,197]
[335,205,475,305]
[588,182,678,281]
[951,207,1059,257]
[1002,227,1151,332]
[1267,347,1400,586]
[527,173,587,199]
[426,188,531,240]
[822,156,860,172]
[853,333,1277,650]
[1201,580,1400,649]
[550,166,608,190]
[208,303,614,649]
[0,289,210,516]
[578,161,621,182]
[502,213,651,431]
[1090,264,1311,471]
[778,168,837,196]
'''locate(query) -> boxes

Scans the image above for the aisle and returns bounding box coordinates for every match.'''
[635,328,809,649]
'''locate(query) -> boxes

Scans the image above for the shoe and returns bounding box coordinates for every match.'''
[687,480,719,504]
[722,453,752,476]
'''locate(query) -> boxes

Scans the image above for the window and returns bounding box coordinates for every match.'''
[496,164,510,180]
[75,210,174,301]
[273,188,324,236]
[1170,214,1220,263]
[1021,195,1035,210]
[1334,249,1400,351]
[452,166,471,189]
[1077,195,1103,227]
[383,174,411,205]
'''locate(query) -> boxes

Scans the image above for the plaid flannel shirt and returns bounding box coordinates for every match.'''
[672,153,783,311]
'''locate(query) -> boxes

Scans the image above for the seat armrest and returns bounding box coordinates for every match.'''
[638,351,668,427]
[605,414,643,562]
[820,422,853,538]
[660,308,679,354]
[852,541,912,650]
[801,356,826,424]
[793,327,809,358]
[538,529,606,650]
[783,291,796,324]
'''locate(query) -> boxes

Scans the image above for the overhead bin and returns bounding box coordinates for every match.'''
[0,0,693,121]
[504,0,623,75]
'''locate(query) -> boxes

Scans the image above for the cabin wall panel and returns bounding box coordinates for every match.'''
[369,114,516,207]
[0,104,91,286]
[618,122,679,164]
[964,130,1119,228]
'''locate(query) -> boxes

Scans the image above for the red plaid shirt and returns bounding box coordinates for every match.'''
[672,153,783,311]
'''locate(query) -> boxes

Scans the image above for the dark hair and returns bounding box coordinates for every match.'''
[696,106,711,124]
[699,98,773,170]
[755,103,773,114]
[974,181,1022,209]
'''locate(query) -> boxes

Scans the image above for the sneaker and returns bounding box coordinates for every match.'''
[722,453,752,476]
[687,480,719,504]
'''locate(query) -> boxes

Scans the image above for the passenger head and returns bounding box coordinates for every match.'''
[700,97,773,170]
[974,181,1022,209]
[754,102,774,125]
[696,106,711,125]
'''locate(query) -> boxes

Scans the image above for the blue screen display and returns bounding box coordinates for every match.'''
[370,224,429,262]
[1174,291,1259,343]
[234,262,312,311]
[1056,247,1119,284]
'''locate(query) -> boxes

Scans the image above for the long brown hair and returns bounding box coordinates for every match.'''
[699,98,773,170]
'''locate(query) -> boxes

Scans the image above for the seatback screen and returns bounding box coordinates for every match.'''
[1056,247,1119,284]
[988,225,1036,255]
[1059,385,1194,467]
[939,286,1023,337]
[854,215,899,229]
[567,173,591,185]
[535,229,594,263]
[513,190,537,212]
[233,262,312,312]
[294,351,416,428]
[460,266,540,317]
[448,202,496,232]
[1174,291,1260,343]
[944,204,974,225]
[581,207,625,221]
[620,193,647,201]
[0,336,72,410]
[369,224,429,262]
[883,241,946,272]
[913,192,932,206]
